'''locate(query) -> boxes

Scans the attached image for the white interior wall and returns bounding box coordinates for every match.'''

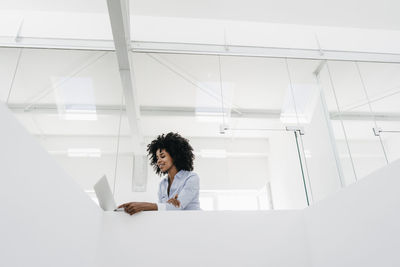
[385,135,400,163]
[304,159,400,267]
[96,210,310,267]
[0,102,102,267]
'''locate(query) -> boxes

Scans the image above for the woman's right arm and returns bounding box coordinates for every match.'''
[160,174,199,211]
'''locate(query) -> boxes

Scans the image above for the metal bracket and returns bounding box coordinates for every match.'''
[373,127,382,136]
[14,18,24,43]
[314,34,324,57]
[223,29,230,52]
[219,123,229,134]
[285,126,305,135]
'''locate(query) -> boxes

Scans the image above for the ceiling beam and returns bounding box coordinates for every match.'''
[8,103,400,121]
[3,38,400,63]
[0,37,114,51]
[131,41,400,64]
[107,0,143,153]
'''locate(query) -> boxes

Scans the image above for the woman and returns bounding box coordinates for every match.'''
[118,132,200,215]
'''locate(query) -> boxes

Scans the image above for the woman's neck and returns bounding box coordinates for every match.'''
[168,166,178,182]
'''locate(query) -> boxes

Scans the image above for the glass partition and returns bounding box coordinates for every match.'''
[0,48,21,103]
[316,60,389,184]
[132,53,316,210]
[356,61,400,164]
[5,46,398,210]
[1,47,130,204]
[285,58,343,203]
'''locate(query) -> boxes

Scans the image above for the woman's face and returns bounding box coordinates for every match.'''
[156,149,174,173]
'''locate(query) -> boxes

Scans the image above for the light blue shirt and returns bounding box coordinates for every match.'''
[157,170,200,210]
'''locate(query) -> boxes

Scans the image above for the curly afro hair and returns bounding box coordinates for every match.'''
[147,132,195,175]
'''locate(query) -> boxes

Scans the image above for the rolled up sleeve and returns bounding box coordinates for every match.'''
[157,203,166,211]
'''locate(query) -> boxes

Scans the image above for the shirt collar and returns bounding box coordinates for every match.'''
[174,170,185,179]
[162,170,185,182]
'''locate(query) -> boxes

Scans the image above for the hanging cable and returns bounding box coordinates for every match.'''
[112,93,124,196]
[284,58,301,125]
[326,61,358,182]
[218,55,226,129]
[6,48,23,104]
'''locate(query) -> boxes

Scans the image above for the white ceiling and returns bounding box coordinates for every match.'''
[2,0,400,30]
[130,0,400,30]
[0,0,107,13]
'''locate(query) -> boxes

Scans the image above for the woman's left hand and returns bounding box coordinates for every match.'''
[167,194,180,208]
[118,202,153,215]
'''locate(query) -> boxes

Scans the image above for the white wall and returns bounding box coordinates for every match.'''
[304,159,400,267]
[96,210,311,267]
[0,103,102,267]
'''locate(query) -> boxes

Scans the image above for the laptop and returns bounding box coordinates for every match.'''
[93,175,124,212]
